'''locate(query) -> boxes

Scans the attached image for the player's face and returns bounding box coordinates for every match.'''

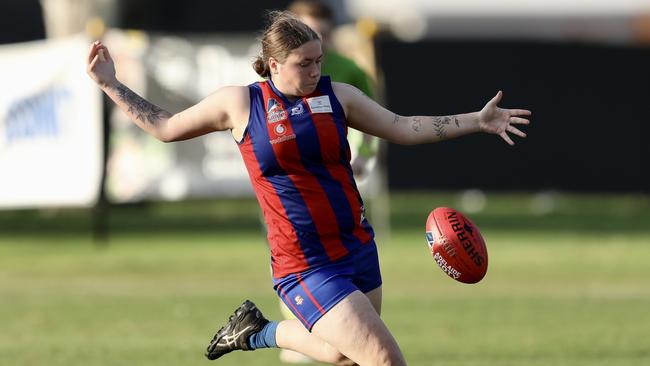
[273,40,322,97]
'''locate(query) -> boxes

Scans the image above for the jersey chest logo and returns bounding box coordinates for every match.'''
[267,98,287,123]
[306,95,333,113]
[290,103,304,116]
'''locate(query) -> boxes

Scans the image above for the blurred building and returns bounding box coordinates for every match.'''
[2,0,649,213]
[347,0,650,44]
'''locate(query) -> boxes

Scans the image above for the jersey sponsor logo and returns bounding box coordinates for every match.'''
[268,109,287,123]
[274,123,286,135]
[270,134,296,144]
[269,123,296,144]
[306,95,333,113]
[267,98,287,123]
[290,103,304,116]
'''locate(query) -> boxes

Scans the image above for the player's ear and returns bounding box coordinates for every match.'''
[268,57,280,75]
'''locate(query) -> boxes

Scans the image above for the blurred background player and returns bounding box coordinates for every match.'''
[289,0,379,183]
[282,1,379,362]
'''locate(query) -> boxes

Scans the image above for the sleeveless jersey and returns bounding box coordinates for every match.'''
[237,76,375,279]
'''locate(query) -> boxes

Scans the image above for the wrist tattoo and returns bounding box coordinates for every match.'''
[117,84,169,125]
[453,116,460,127]
[392,114,400,125]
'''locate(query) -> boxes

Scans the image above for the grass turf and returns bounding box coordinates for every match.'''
[1,192,649,365]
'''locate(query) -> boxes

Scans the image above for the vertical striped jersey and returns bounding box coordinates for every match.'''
[237,76,375,279]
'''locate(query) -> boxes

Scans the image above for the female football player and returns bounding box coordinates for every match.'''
[86,10,530,366]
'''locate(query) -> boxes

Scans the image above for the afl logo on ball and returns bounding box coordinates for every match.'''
[275,124,286,135]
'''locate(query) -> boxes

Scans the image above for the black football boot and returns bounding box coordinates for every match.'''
[205,300,270,360]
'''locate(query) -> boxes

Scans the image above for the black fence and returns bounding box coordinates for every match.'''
[117,0,293,32]
[376,37,650,192]
[0,0,44,44]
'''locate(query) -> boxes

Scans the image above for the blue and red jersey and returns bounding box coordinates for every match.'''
[237,76,375,279]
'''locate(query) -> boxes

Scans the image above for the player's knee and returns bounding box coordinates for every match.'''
[334,355,356,366]
[373,347,406,366]
[320,343,354,366]
[326,350,351,365]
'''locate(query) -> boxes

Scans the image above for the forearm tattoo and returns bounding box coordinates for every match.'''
[393,114,401,125]
[432,116,456,140]
[411,117,422,132]
[116,84,169,125]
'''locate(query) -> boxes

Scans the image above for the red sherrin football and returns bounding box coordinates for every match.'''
[425,207,488,284]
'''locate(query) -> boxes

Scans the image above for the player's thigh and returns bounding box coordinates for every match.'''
[351,240,383,315]
[311,290,406,366]
[365,285,382,315]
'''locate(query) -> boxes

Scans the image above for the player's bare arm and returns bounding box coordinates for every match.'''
[334,82,531,146]
[86,41,249,142]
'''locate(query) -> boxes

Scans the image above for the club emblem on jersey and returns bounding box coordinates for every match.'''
[290,103,304,116]
[267,98,287,123]
[267,98,280,112]
[294,295,304,305]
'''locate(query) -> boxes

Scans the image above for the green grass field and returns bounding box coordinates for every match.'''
[1,192,649,366]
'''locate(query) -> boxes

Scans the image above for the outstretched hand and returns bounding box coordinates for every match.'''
[478,91,531,145]
[86,40,116,88]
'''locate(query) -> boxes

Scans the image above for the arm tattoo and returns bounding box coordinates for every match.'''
[393,114,400,125]
[411,117,422,132]
[432,116,452,140]
[116,84,169,125]
[454,116,460,127]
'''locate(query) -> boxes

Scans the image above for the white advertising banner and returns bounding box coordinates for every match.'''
[0,35,103,208]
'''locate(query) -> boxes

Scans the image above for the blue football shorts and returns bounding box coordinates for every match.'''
[272,240,382,331]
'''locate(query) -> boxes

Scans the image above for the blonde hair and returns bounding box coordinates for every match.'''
[253,11,320,78]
